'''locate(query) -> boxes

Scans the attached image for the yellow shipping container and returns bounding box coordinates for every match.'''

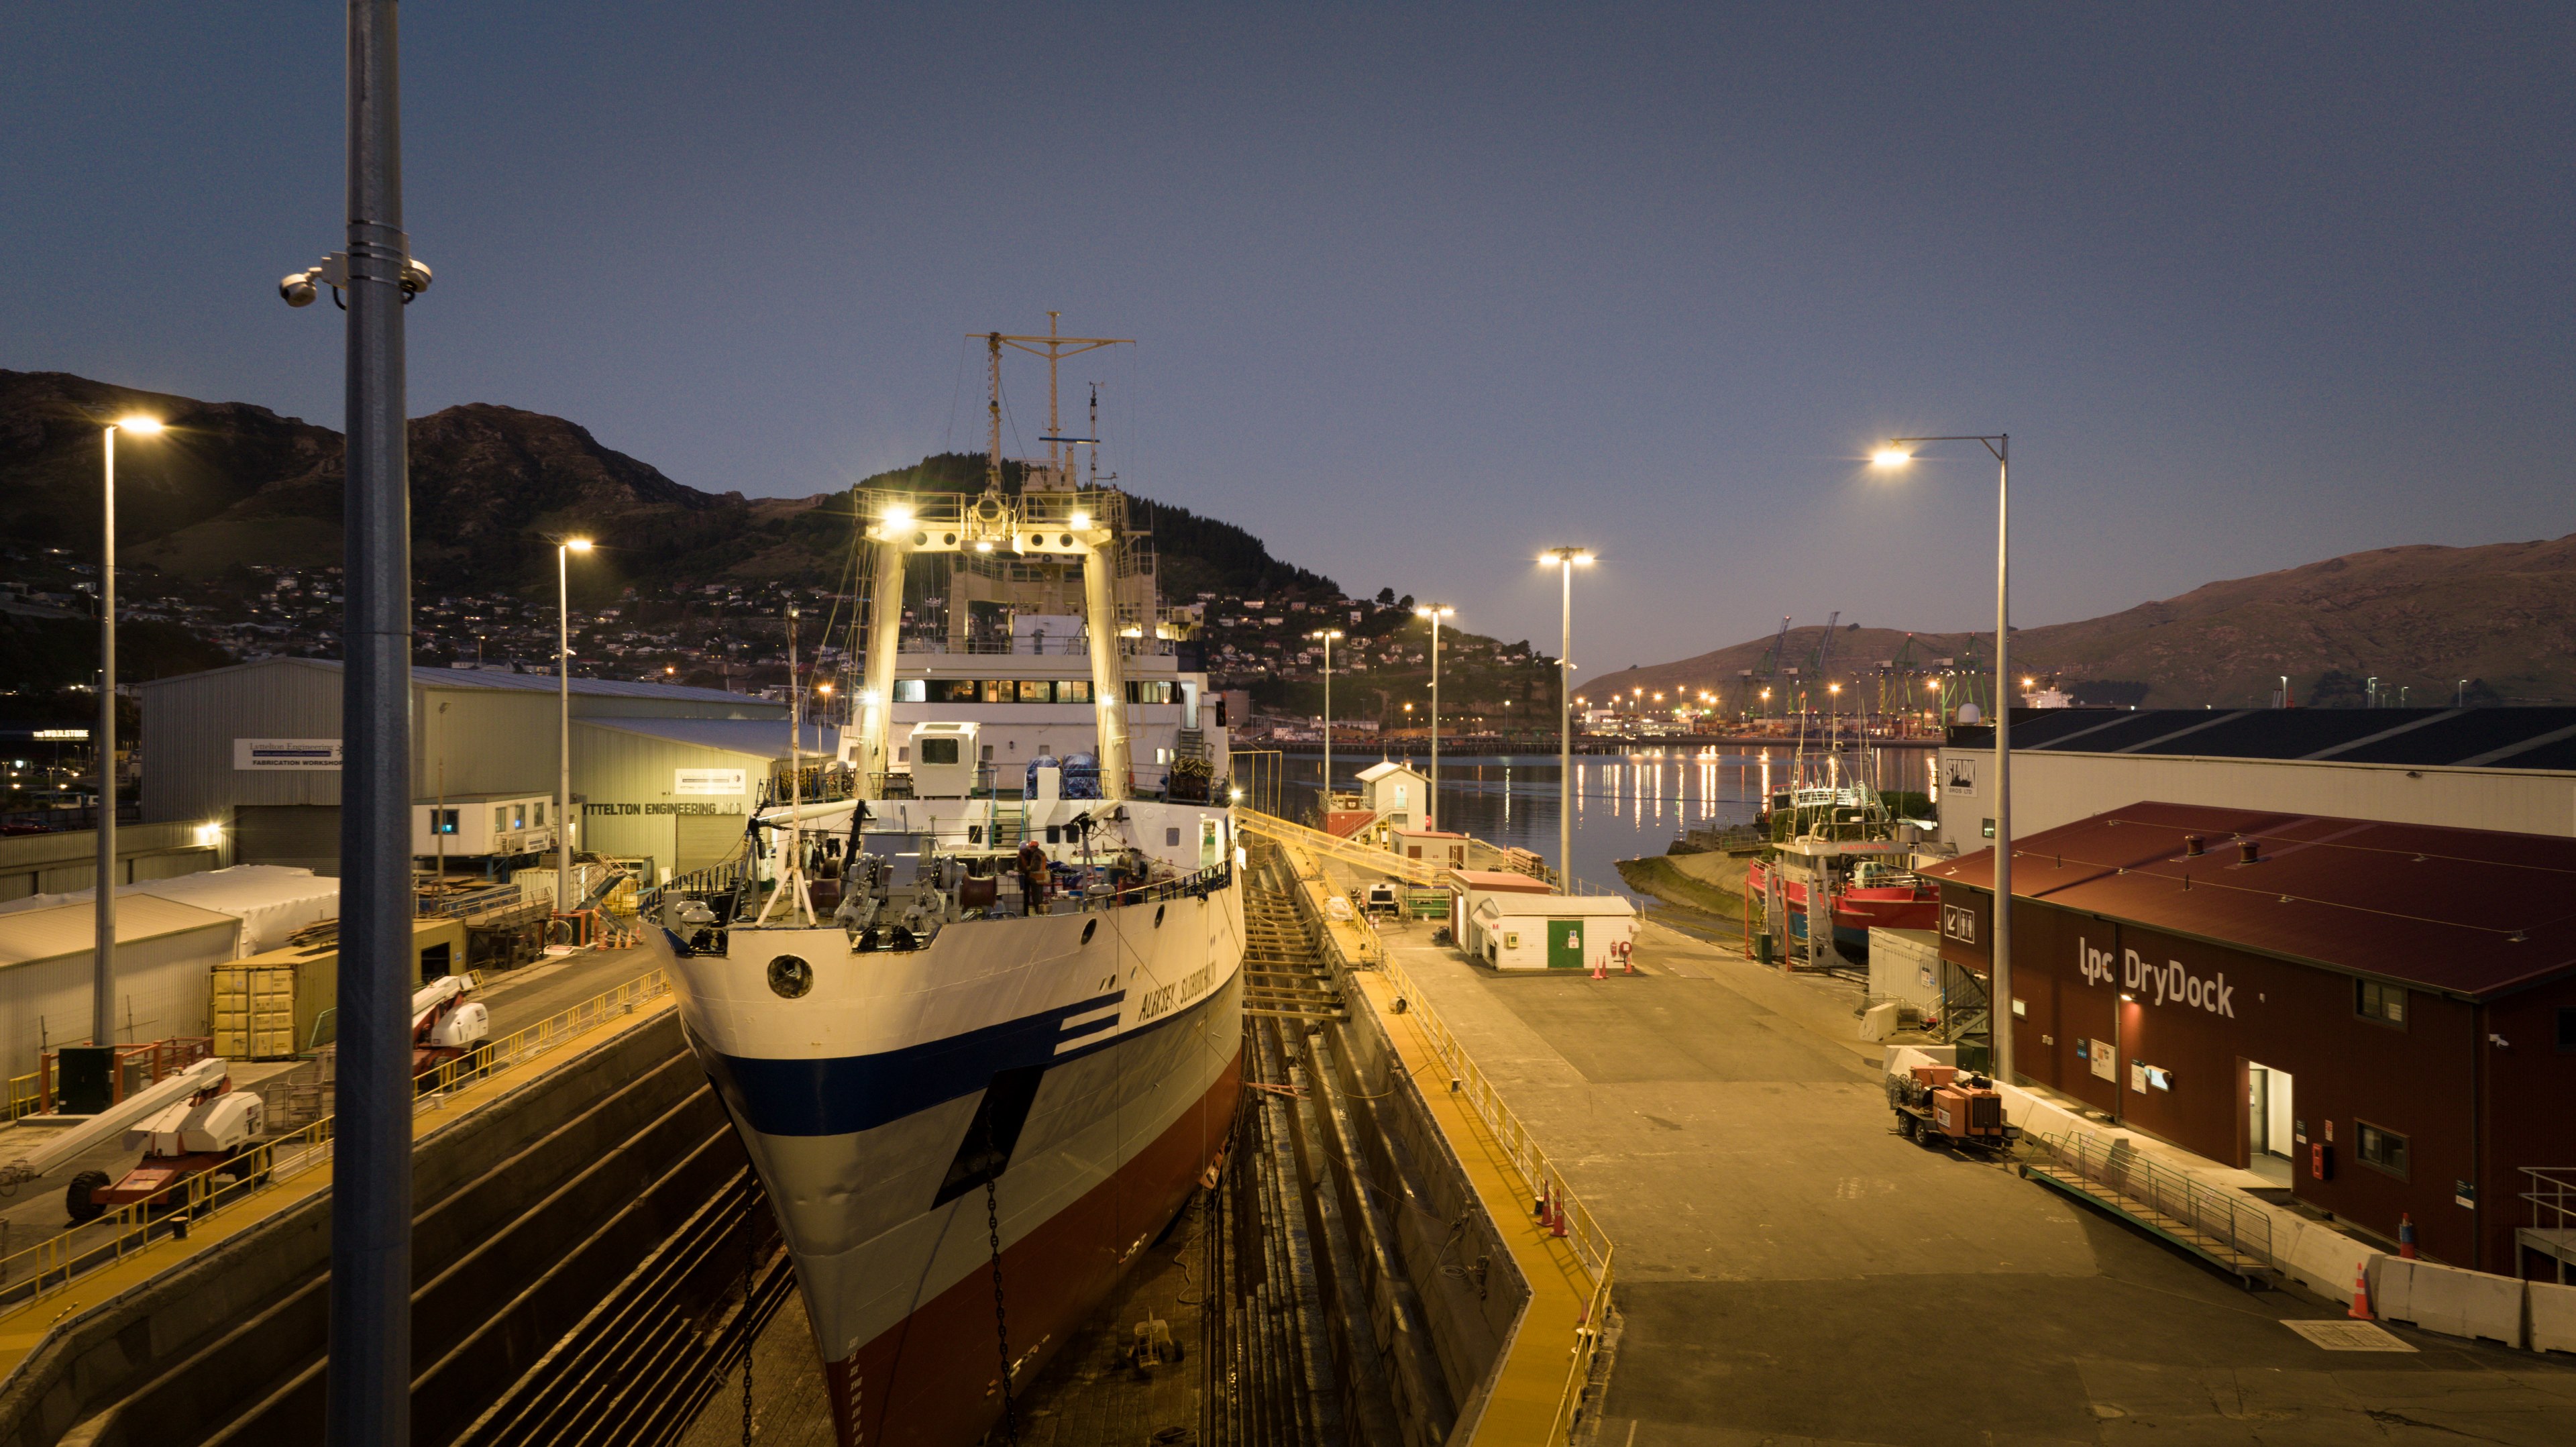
[208,918,467,1061]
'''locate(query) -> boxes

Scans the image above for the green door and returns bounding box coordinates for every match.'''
[1548,919,1586,970]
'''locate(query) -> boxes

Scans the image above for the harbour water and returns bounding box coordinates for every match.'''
[1277,744,1939,898]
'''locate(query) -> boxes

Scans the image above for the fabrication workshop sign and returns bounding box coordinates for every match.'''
[234,738,343,770]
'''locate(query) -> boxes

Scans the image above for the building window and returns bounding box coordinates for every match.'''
[931,678,976,703]
[2355,979,2406,1028]
[1981,818,1995,839]
[2355,1120,2409,1180]
[432,808,458,835]
[894,680,926,702]
[981,680,1010,704]
[1059,679,1091,704]
[1018,680,1053,703]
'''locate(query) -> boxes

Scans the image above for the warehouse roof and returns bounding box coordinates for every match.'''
[1947,706,2576,771]
[0,865,336,957]
[579,718,839,757]
[140,657,771,708]
[1933,801,2576,1000]
[0,894,239,969]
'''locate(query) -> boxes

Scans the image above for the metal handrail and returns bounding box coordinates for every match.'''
[2522,1167,2576,1236]
[2028,1129,2274,1271]
[1549,1246,1617,1443]
[0,969,672,1319]
[1237,808,1442,886]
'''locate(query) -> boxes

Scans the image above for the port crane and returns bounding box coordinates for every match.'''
[1741,615,1793,718]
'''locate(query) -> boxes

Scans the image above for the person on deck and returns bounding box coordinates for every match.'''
[1017,839,1049,916]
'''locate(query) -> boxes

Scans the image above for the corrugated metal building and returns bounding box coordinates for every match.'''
[1935,707,2576,854]
[1933,801,2576,1275]
[574,718,835,877]
[139,659,788,873]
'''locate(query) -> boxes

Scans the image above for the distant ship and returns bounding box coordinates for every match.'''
[653,332,1242,1445]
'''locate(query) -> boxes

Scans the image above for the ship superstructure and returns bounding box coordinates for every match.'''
[652,325,1243,1446]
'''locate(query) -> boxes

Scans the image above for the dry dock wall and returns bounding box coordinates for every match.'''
[0,1010,710,1447]
[1326,1003,1529,1439]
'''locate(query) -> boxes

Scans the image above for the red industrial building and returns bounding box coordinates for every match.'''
[1931,801,2576,1276]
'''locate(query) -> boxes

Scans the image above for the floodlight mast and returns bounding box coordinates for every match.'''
[1875,433,2012,1082]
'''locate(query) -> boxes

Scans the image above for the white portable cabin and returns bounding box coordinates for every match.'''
[1354,761,1429,833]
[411,793,561,860]
[1471,893,1638,973]
[907,722,981,798]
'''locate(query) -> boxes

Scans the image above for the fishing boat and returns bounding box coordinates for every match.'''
[1746,777,1936,951]
[649,330,1243,1445]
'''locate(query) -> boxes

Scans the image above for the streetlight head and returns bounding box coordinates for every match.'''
[816,682,833,694]
[1871,447,1912,468]
[564,537,594,552]
[115,415,164,435]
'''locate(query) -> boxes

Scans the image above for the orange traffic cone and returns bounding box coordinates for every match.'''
[1590,951,1607,981]
[2347,1261,2375,1320]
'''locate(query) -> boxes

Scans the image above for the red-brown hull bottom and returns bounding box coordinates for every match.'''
[818,1049,1242,1446]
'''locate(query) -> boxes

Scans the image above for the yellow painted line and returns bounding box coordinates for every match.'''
[1348,969,1595,1443]
[0,994,675,1382]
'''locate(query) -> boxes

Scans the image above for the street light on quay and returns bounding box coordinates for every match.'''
[554,537,595,918]
[1309,629,1344,813]
[86,413,163,1067]
[1414,604,1454,828]
[1540,547,1595,890]
[1872,432,2015,1082]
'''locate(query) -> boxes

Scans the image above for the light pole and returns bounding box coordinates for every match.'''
[1541,548,1593,890]
[1311,629,1342,816]
[1415,604,1453,829]
[91,413,161,1055]
[1873,435,2013,1081]
[555,537,594,918]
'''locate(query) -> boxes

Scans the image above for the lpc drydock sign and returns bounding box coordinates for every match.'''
[234,738,343,770]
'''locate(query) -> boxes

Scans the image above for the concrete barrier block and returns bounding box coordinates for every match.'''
[2369,1255,2414,1324]
[2530,1279,2576,1356]
[2392,1260,2525,1347]
[1858,1000,1901,1041]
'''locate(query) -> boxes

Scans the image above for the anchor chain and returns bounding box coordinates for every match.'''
[985,1177,1020,1444]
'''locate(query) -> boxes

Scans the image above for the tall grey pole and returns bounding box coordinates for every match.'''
[1422,608,1446,830]
[557,542,572,916]
[1557,561,1573,889]
[1990,435,2012,1083]
[329,3,416,1442]
[94,425,119,1049]
[1319,633,1334,815]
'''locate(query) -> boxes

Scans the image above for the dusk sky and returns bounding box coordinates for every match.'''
[7,4,2569,679]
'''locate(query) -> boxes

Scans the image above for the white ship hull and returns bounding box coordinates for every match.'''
[655,871,1244,1445]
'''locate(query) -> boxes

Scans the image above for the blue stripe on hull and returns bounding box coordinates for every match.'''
[702,985,1226,1138]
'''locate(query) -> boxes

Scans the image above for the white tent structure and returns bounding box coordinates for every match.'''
[0,865,339,958]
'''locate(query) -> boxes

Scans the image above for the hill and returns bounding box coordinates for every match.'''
[0,370,1330,602]
[1582,535,2576,708]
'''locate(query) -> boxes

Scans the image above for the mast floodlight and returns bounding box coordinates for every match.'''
[1872,447,1912,467]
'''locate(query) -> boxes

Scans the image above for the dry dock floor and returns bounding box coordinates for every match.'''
[1380,915,2576,1446]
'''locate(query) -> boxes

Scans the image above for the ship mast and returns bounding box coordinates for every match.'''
[981,315,1130,490]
